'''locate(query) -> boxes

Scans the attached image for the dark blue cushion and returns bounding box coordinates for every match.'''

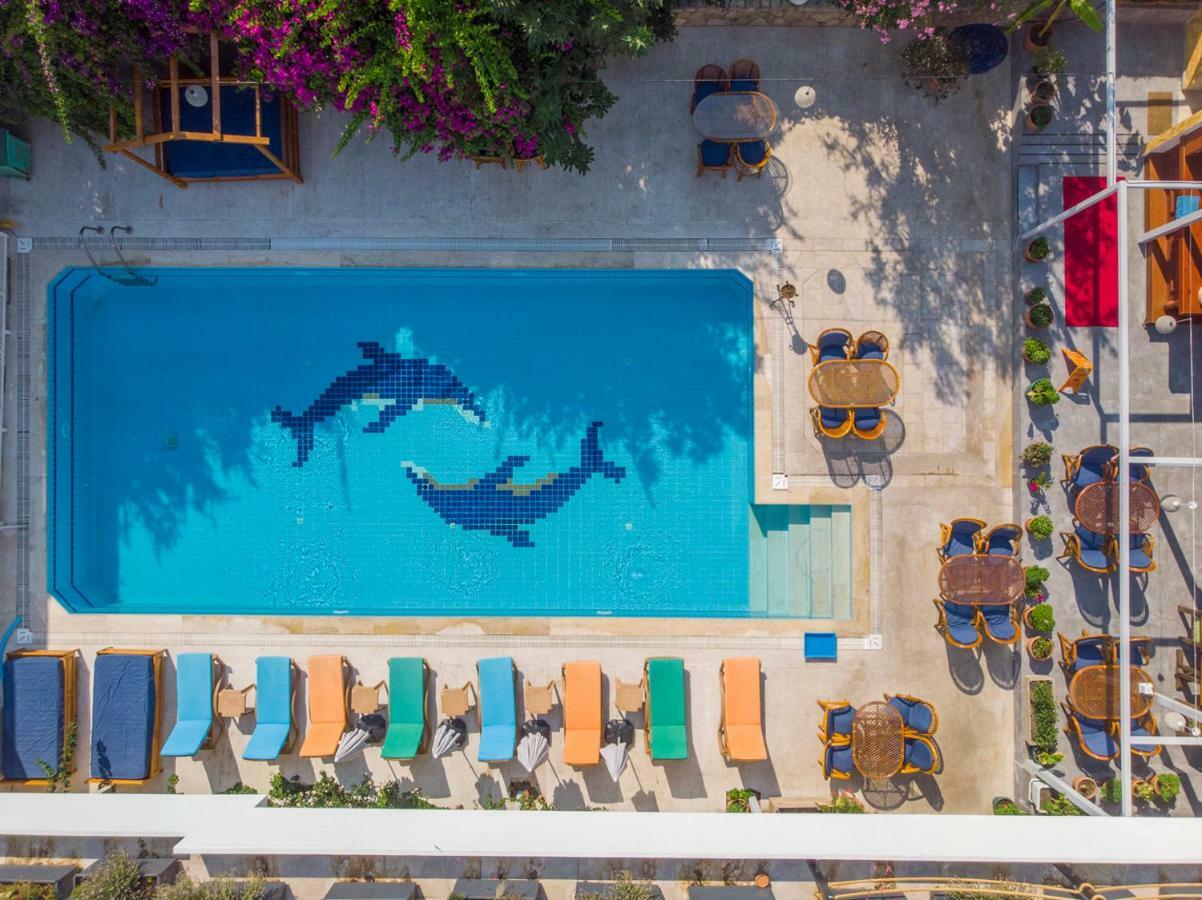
[1080,547,1110,570]
[693,81,724,108]
[161,85,285,179]
[987,528,1020,556]
[904,738,934,770]
[825,704,856,737]
[854,407,882,429]
[738,141,767,165]
[2,657,65,780]
[1129,546,1152,569]
[1075,522,1108,551]
[888,697,933,733]
[1077,717,1118,758]
[730,79,757,92]
[1074,639,1109,669]
[91,654,156,781]
[820,407,849,429]
[825,743,854,776]
[944,536,975,558]
[699,140,730,167]
[856,346,885,360]
[981,605,1016,640]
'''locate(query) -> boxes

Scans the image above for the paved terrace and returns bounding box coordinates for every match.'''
[0,16,1184,832]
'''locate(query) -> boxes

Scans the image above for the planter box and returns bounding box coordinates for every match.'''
[1024,674,1055,747]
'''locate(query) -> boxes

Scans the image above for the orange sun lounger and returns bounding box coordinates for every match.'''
[718,657,768,762]
[298,655,350,758]
[562,661,602,766]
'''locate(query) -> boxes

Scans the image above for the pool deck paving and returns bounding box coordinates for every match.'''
[0,15,1198,887]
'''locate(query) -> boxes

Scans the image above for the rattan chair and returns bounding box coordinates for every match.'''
[933,598,982,650]
[1057,631,1114,676]
[817,699,855,745]
[1058,531,1114,574]
[885,693,938,735]
[938,517,986,562]
[696,140,733,177]
[851,407,886,441]
[1060,444,1118,491]
[1063,703,1119,762]
[1104,445,1154,483]
[899,734,941,774]
[728,59,761,91]
[734,140,772,180]
[854,331,889,360]
[1126,712,1163,758]
[820,742,854,780]
[811,406,853,440]
[980,523,1022,557]
[979,604,1021,646]
[1110,533,1156,574]
[809,328,853,365]
[691,64,728,112]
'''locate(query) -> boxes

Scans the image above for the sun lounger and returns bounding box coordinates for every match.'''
[243,656,298,761]
[718,657,767,762]
[645,657,687,761]
[90,648,165,783]
[299,655,350,758]
[2,650,77,783]
[562,661,602,767]
[161,653,220,758]
[477,656,517,763]
[381,657,429,760]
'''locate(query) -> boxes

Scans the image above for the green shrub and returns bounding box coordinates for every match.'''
[578,873,658,900]
[156,874,266,900]
[1027,236,1051,260]
[1026,517,1055,540]
[36,720,76,793]
[267,772,439,809]
[1024,564,1050,598]
[1041,793,1083,815]
[1027,602,1055,631]
[1027,303,1054,327]
[1029,471,1053,490]
[725,787,757,812]
[74,851,149,900]
[1023,337,1052,365]
[1099,778,1123,805]
[1133,780,1156,804]
[1032,45,1068,76]
[992,798,1027,815]
[1024,286,1047,306]
[1030,680,1058,752]
[1026,377,1059,405]
[220,783,258,795]
[817,793,866,813]
[0,885,57,900]
[1022,441,1053,466]
[1155,773,1181,807]
[1034,749,1062,767]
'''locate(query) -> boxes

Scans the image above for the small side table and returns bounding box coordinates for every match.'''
[523,680,556,717]
[614,677,645,714]
[440,682,476,717]
[217,686,254,718]
[351,681,385,715]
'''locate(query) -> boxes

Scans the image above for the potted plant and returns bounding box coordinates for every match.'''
[1024,564,1050,599]
[1025,675,1056,748]
[901,30,971,104]
[992,796,1026,815]
[1073,776,1098,801]
[1133,778,1156,805]
[1027,635,1053,660]
[1024,602,1055,632]
[1028,470,1053,498]
[1024,286,1047,306]
[1023,23,1053,52]
[1033,749,1062,767]
[1026,377,1060,405]
[1030,78,1057,102]
[1022,441,1053,467]
[1042,793,1083,815]
[1027,103,1055,133]
[1023,336,1052,365]
[1026,303,1054,328]
[1025,236,1051,262]
[1031,45,1067,76]
[1026,516,1054,541]
[726,787,758,812]
[817,792,866,813]
[1154,773,1181,808]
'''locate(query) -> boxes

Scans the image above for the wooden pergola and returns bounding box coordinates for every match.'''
[104,33,301,189]
[1143,111,1202,322]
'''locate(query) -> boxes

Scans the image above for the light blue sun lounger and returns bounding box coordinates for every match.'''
[161,653,219,757]
[243,656,297,761]
[477,656,517,763]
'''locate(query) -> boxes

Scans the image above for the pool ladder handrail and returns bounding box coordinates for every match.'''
[78,225,157,287]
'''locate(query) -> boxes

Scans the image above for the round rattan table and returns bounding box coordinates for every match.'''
[692,91,779,142]
[851,701,905,779]
[937,555,1025,605]
[1068,665,1154,720]
[1073,481,1160,535]
[807,359,901,409]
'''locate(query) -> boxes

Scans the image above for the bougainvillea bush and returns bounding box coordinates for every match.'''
[0,0,674,173]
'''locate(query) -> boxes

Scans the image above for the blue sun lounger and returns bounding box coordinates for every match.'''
[2,650,77,783]
[161,653,220,758]
[90,649,164,784]
[243,656,298,761]
[477,657,517,763]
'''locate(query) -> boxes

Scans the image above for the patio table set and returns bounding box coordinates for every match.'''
[1058,444,1159,574]
[818,695,941,782]
[691,60,778,180]
[1057,633,1162,762]
[933,518,1024,649]
[807,328,899,440]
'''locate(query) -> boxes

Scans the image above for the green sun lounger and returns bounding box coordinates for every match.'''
[645,657,687,761]
[381,657,428,760]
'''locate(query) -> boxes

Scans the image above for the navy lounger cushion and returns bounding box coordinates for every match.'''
[91,654,156,781]
[2,656,65,780]
[161,86,284,179]
[699,140,730,167]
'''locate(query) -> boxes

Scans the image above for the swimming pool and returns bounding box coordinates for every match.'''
[49,267,760,617]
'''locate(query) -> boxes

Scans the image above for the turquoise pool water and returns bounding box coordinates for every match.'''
[49,267,760,617]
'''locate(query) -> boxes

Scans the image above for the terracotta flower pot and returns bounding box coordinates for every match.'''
[1026,635,1052,660]
[1024,25,1052,52]
[1073,776,1098,800]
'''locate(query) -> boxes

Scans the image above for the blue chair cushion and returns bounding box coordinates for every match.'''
[738,141,767,165]
[854,407,882,429]
[1078,718,1118,758]
[904,738,934,770]
[161,719,213,758]
[1080,547,1110,570]
[699,140,730,167]
[981,605,1016,641]
[161,653,213,757]
[1074,640,1109,669]
[1129,545,1151,569]
[944,603,978,644]
[825,743,854,776]
[91,654,156,781]
[857,346,885,360]
[477,656,516,762]
[943,536,975,558]
[820,407,849,429]
[243,722,292,761]
[730,79,757,92]
[2,656,65,780]
[1075,522,1108,551]
[242,656,292,761]
[693,81,724,108]
[825,704,856,736]
[888,697,932,733]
